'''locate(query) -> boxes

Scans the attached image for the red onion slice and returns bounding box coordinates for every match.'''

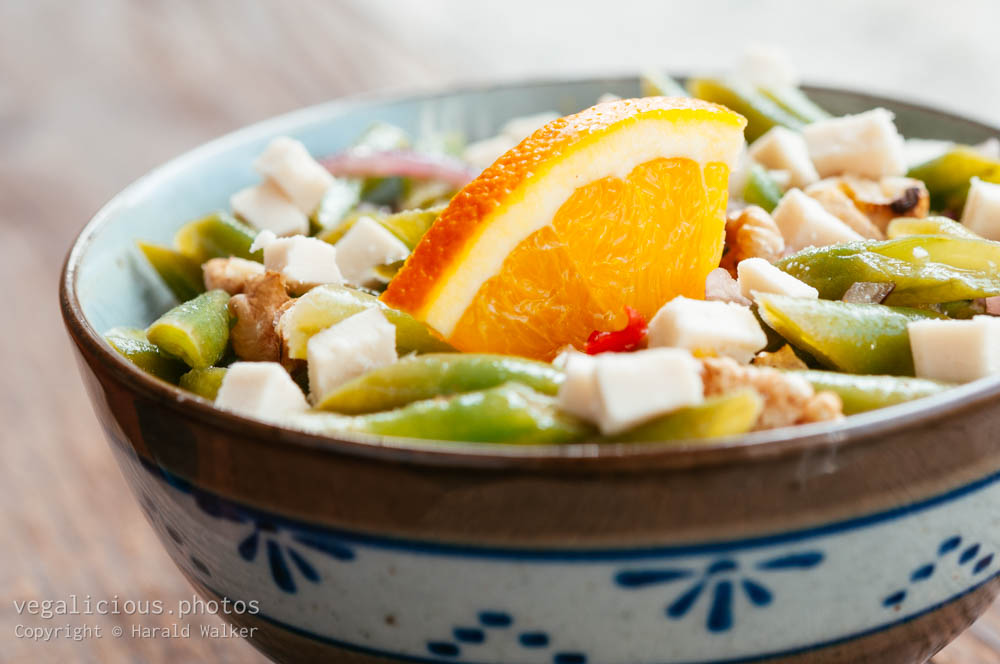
[321,150,477,189]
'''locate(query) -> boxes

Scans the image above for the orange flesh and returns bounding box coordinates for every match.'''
[448,157,730,360]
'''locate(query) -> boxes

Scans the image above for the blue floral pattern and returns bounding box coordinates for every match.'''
[154,463,356,594]
[426,610,587,663]
[615,551,824,633]
[883,535,995,608]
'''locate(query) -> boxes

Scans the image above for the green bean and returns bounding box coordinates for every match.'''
[613,389,763,442]
[687,76,802,142]
[294,383,592,443]
[279,284,454,360]
[776,236,1000,305]
[316,353,563,413]
[639,70,687,97]
[907,146,1000,212]
[758,85,830,124]
[379,204,446,249]
[886,216,981,239]
[174,212,261,263]
[743,164,783,212]
[756,293,942,376]
[137,241,205,302]
[311,179,363,233]
[784,370,952,415]
[105,327,187,383]
[146,290,231,369]
[178,367,228,400]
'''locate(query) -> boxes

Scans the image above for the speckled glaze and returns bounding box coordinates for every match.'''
[61,77,1000,664]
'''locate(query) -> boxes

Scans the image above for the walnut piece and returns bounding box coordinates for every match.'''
[228,272,292,362]
[805,180,885,239]
[752,344,808,370]
[720,205,785,276]
[701,356,843,430]
[203,257,266,295]
[838,176,930,231]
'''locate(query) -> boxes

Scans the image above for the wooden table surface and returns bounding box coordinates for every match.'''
[3,1,1000,662]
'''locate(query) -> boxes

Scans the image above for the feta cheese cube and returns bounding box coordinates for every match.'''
[501,111,560,143]
[255,232,343,294]
[960,177,1000,241]
[748,127,819,188]
[903,138,953,169]
[463,135,517,172]
[554,351,603,423]
[803,109,906,179]
[556,349,704,435]
[333,216,410,286]
[230,180,309,237]
[215,362,309,421]
[908,316,1000,383]
[977,137,1000,160]
[307,308,397,403]
[772,188,864,251]
[737,43,799,89]
[647,296,768,364]
[593,349,704,435]
[253,136,335,215]
[737,257,819,300]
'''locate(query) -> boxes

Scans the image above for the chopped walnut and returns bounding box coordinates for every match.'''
[701,356,843,430]
[838,176,930,231]
[228,272,292,362]
[752,344,808,370]
[720,205,785,276]
[805,180,885,239]
[203,257,266,295]
[799,390,844,425]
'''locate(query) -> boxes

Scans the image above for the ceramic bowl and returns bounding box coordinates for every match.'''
[61,77,1000,664]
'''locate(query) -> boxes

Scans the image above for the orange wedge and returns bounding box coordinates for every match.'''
[381,97,747,360]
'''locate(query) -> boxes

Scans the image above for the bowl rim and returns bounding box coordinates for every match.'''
[60,74,1000,471]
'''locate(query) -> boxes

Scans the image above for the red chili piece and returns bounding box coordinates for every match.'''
[585,306,648,355]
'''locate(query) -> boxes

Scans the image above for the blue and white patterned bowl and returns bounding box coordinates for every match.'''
[61,77,1000,664]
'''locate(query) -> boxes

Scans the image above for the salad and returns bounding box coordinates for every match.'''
[106,49,1000,445]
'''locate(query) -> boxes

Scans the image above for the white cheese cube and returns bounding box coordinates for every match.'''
[737,43,799,88]
[960,177,1000,241]
[772,188,864,251]
[555,351,603,423]
[647,296,767,364]
[977,138,1000,160]
[748,127,819,188]
[333,216,410,286]
[737,257,819,300]
[908,316,1000,383]
[253,136,335,215]
[463,135,518,172]
[728,144,751,199]
[230,180,309,237]
[592,349,704,435]
[904,138,953,169]
[501,111,560,143]
[306,308,397,403]
[215,362,309,421]
[803,108,906,179]
[254,232,343,294]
